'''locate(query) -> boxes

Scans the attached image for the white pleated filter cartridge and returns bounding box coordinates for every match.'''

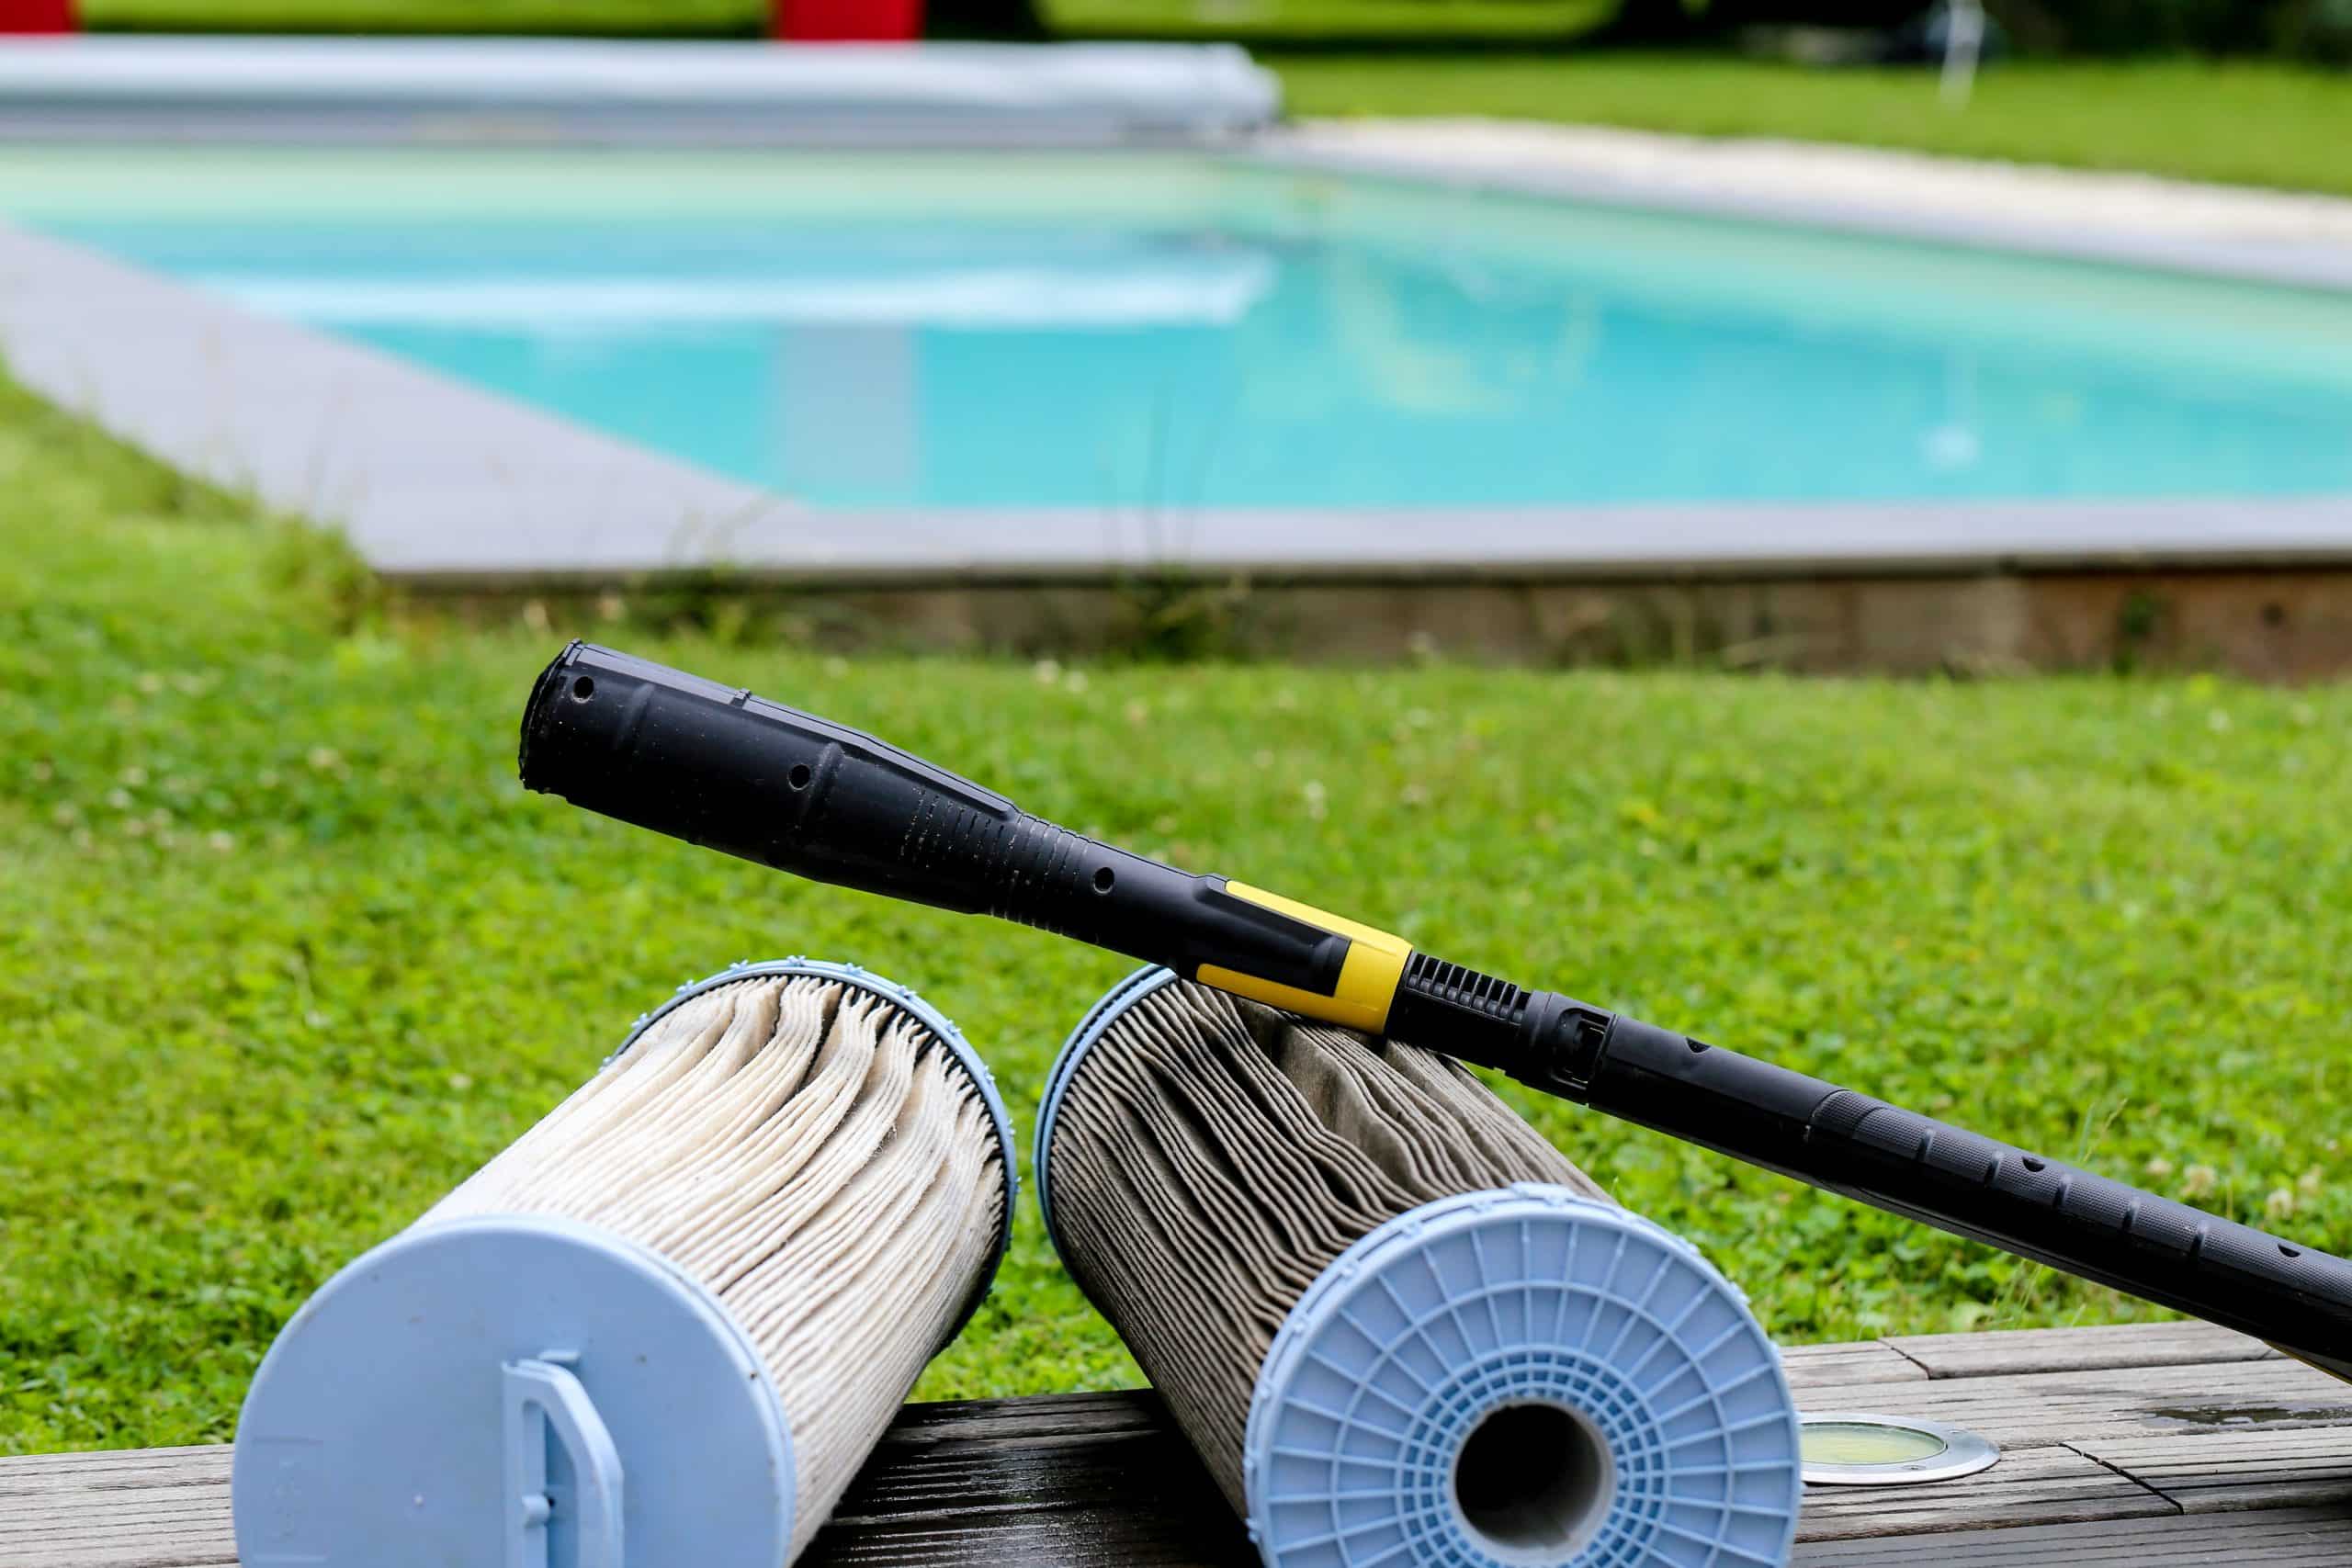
[231,958,1015,1568]
[1035,968,1803,1568]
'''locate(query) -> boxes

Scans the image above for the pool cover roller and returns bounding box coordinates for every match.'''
[518,642,2352,1376]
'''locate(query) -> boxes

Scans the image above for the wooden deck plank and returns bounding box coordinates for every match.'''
[0,1445,232,1487]
[1795,1355,2352,1450]
[1793,1506,2352,1565]
[1778,1340,1929,1392]
[1792,1442,2173,1542]
[2081,1428,2352,1515]
[0,1517,235,1568]
[809,1390,1251,1568]
[1883,1322,2281,1380]
[0,1496,233,1533]
[0,1441,238,1568]
[3,1326,2346,1567]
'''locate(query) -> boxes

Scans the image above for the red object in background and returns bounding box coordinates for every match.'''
[771,0,922,40]
[0,0,74,31]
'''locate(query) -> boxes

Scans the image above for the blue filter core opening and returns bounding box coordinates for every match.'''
[1453,1401,1615,1563]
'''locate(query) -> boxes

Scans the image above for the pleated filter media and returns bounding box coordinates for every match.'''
[1036,968,1804,1568]
[231,958,1015,1568]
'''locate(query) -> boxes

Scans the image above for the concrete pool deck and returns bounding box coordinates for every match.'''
[3,106,2350,673]
[1265,119,2352,296]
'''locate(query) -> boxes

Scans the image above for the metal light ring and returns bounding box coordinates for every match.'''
[1799,1412,2003,1486]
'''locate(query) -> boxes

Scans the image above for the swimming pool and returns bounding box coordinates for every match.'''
[10,148,2352,513]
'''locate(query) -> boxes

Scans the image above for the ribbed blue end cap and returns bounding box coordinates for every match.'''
[1244,1186,1802,1568]
[1032,964,1180,1269]
[233,1215,794,1568]
[616,957,1020,1348]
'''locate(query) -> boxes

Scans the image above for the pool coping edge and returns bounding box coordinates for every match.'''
[1250,122,2352,297]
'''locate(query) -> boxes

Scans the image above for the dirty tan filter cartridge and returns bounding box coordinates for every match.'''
[1035,968,1803,1568]
[231,959,1016,1568]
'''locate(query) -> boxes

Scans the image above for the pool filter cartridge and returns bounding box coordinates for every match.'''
[1036,967,1804,1568]
[231,958,1016,1568]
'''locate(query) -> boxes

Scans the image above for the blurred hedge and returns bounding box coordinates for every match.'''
[1994,0,2352,62]
[1605,0,2351,62]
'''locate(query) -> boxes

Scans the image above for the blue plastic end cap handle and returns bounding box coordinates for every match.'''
[232,1215,794,1568]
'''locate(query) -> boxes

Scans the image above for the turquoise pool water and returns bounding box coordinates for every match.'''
[21,152,2352,511]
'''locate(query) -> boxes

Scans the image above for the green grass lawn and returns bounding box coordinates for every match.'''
[3,373,2348,1454]
[1278,54,2352,197]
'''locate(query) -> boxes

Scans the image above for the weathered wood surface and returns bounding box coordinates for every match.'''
[1778,1337,1929,1391]
[1880,1320,2283,1380]
[1792,1441,2177,1542]
[0,1445,236,1568]
[3,1323,2345,1567]
[1792,1506,2352,1565]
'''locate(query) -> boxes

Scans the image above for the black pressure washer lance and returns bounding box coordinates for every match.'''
[520,642,2352,1379]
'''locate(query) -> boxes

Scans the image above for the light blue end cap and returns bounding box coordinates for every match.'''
[1245,1186,1803,1568]
[232,1214,795,1568]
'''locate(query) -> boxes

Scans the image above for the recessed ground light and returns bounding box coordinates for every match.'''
[1800,1414,2001,1486]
